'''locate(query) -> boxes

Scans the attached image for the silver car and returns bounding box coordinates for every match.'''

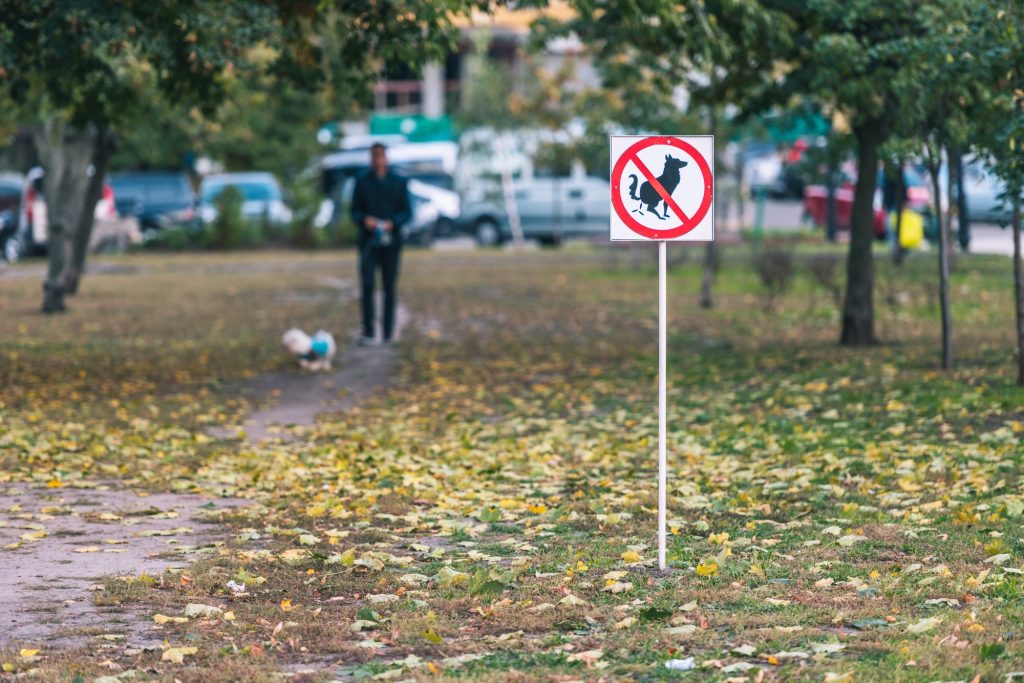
[509,169,610,246]
[197,172,292,226]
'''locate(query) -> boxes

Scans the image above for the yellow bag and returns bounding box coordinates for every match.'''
[892,209,924,248]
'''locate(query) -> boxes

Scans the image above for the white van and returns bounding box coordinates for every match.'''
[320,141,459,196]
[319,141,463,240]
[509,160,610,246]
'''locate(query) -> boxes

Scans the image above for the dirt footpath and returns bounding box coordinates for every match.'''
[215,301,411,443]
[0,271,415,654]
[0,484,245,651]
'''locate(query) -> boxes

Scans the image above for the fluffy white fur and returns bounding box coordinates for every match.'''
[282,328,337,372]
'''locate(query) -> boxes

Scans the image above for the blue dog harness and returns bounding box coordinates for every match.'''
[300,334,331,362]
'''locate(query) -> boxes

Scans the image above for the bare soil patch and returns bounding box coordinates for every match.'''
[213,299,411,442]
[0,483,245,650]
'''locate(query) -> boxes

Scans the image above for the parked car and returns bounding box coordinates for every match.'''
[108,171,195,236]
[458,197,507,247]
[803,166,931,238]
[502,162,610,247]
[320,150,490,246]
[197,172,292,226]
[320,141,459,196]
[0,172,24,262]
[405,185,441,247]
[938,157,1020,225]
[745,150,786,198]
[959,161,1010,224]
[320,176,447,246]
[407,179,460,239]
[2,167,117,262]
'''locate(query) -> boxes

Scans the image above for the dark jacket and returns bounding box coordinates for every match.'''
[351,170,411,248]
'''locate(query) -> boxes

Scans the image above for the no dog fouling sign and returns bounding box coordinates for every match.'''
[609,135,714,242]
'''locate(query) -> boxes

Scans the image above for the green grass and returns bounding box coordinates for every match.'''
[0,244,1022,680]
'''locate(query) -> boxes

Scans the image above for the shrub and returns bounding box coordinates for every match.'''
[286,180,323,249]
[143,225,195,251]
[206,185,246,249]
[807,253,842,307]
[753,248,795,308]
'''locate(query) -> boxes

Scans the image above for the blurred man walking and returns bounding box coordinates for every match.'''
[351,143,410,345]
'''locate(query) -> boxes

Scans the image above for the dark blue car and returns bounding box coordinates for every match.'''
[108,172,195,236]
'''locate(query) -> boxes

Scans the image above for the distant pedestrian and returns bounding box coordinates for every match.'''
[351,143,410,345]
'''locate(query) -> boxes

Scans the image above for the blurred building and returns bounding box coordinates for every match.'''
[371,2,596,118]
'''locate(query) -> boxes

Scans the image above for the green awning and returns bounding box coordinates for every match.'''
[369,114,455,142]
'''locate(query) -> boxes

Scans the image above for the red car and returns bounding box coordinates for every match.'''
[804,168,931,237]
[2,167,117,262]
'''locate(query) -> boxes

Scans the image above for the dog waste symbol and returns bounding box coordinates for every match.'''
[607,134,717,570]
[609,135,715,242]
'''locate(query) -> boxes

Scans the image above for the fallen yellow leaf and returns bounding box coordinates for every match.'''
[696,561,718,577]
[161,646,198,663]
[153,614,188,625]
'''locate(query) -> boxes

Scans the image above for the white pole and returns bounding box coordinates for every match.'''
[658,240,667,570]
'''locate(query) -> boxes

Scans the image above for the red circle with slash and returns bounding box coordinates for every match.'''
[610,136,713,239]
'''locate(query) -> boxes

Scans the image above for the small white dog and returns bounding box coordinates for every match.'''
[282,328,337,372]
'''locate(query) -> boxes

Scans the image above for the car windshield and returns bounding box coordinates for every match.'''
[110,179,145,203]
[111,176,191,205]
[202,180,280,203]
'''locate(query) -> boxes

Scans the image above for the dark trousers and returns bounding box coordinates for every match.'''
[359,245,401,340]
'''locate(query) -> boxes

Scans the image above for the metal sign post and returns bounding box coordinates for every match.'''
[608,134,715,572]
[658,240,668,569]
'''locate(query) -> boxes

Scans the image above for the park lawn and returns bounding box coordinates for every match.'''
[0,243,1022,682]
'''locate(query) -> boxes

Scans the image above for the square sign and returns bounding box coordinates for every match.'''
[609,135,715,241]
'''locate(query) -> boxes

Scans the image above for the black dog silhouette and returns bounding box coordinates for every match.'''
[628,155,688,219]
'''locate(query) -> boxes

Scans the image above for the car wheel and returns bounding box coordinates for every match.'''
[475,218,503,247]
[416,225,435,248]
[435,217,454,238]
[3,233,24,263]
[537,235,562,248]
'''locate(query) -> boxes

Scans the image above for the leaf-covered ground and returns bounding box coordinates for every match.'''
[1,246,1022,682]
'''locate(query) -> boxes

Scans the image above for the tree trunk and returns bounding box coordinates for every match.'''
[31,120,104,312]
[951,145,970,252]
[700,103,720,309]
[926,142,953,370]
[1014,192,1023,386]
[825,151,838,243]
[65,125,111,295]
[893,159,907,266]
[700,241,716,308]
[840,122,884,345]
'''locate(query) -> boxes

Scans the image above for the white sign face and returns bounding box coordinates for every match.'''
[609,135,715,241]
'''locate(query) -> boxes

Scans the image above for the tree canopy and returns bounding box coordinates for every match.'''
[0,0,487,312]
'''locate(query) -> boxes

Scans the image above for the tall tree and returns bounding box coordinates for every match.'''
[969,0,1024,385]
[899,0,980,370]
[544,1,947,345]
[0,0,482,313]
[0,2,275,312]
[746,1,936,346]
[535,0,788,307]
